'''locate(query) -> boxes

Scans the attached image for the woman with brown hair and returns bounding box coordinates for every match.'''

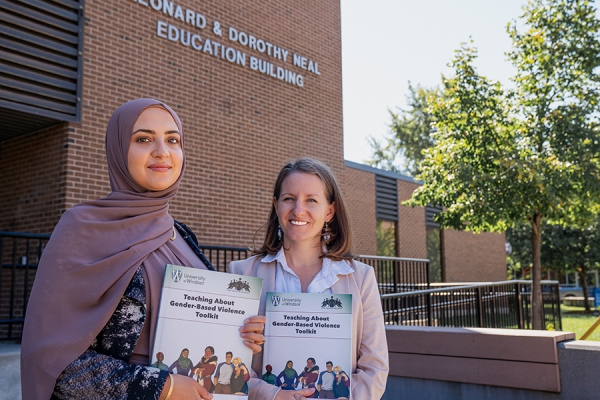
[230,157,388,400]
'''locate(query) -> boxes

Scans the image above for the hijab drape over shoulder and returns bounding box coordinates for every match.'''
[21,98,189,400]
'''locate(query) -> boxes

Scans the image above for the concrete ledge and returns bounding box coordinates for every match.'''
[383,338,600,400]
[0,343,22,399]
[389,352,560,392]
[386,326,575,392]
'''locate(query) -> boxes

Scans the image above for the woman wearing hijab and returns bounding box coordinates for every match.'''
[169,349,194,377]
[229,158,388,400]
[276,361,299,391]
[20,98,265,400]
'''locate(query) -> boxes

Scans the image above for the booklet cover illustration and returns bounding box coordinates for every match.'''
[151,264,262,399]
[263,292,352,398]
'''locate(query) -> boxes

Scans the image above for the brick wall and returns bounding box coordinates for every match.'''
[397,180,427,259]
[1,0,343,246]
[342,166,376,255]
[0,123,70,233]
[443,230,507,282]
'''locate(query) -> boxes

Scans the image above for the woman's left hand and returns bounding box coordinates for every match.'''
[239,315,266,354]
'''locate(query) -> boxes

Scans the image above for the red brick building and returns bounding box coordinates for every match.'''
[0,0,506,282]
[344,162,507,283]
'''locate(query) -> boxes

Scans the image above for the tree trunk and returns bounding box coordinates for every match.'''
[579,267,591,312]
[530,213,544,330]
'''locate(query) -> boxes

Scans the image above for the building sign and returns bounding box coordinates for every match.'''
[131,0,322,88]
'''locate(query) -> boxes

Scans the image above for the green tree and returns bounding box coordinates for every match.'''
[508,222,600,312]
[408,0,600,329]
[367,84,440,176]
[544,224,600,311]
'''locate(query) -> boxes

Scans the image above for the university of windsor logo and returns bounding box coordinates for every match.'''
[271,295,281,306]
[171,269,183,283]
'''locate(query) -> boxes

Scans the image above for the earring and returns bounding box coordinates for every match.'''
[277,225,282,241]
[323,222,331,242]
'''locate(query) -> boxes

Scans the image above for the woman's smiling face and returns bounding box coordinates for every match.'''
[275,172,335,248]
[127,107,183,191]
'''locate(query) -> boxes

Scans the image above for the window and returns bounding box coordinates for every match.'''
[426,226,442,283]
[426,205,443,283]
[376,220,396,257]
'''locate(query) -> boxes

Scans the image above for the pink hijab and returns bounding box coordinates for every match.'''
[21,98,193,399]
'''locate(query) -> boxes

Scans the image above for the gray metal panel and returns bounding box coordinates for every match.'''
[0,0,83,140]
[426,205,442,227]
[376,174,399,221]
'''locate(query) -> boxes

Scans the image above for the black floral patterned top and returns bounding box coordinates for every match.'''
[52,221,213,399]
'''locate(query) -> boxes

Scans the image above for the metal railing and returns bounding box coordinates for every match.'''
[0,232,51,341]
[381,280,562,330]
[199,245,249,272]
[2,230,560,342]
[355,255,430,294]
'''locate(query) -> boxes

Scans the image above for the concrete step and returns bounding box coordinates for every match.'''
[0,343,21,399]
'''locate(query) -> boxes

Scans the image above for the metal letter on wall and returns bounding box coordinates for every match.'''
[0,0,84,140]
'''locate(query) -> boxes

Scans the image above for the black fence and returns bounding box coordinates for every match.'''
[199,245,248,272]
[381,280,562,330]
[0,232,50,341]
[355,255,430,294]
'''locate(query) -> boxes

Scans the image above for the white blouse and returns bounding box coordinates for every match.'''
[262,247,354,294]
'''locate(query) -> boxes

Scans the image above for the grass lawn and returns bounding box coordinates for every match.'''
[560,304,600,341]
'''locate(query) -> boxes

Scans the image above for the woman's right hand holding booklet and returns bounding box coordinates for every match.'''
[274,387,316,400]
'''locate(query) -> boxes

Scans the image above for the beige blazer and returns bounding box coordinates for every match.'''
[230,255,389,400]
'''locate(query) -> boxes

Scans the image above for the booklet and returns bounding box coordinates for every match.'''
[263,292,353,397]
[151,264,262,399]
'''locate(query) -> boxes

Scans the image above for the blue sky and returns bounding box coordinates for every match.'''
[341,0,529,164]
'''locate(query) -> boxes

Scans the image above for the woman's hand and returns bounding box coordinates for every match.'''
[239,315,266,354]
[159,374,212,400]
[274,387,316,400]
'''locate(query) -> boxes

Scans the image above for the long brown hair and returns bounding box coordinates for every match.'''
[253,158,353,261]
